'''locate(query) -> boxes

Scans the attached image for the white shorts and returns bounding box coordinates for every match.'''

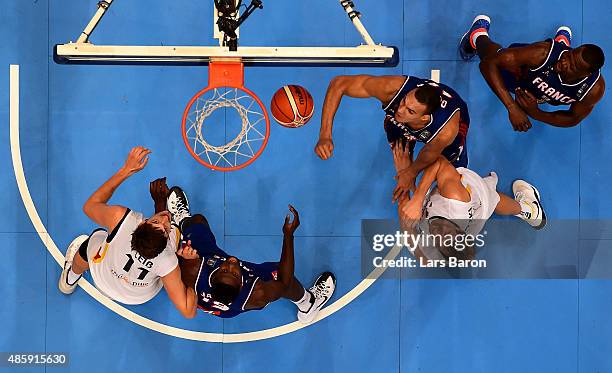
[456,167,500,235]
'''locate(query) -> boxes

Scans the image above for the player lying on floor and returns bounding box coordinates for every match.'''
[58,147,196,317]
[460,15,605,131]
[163,187,336,322]
[392,141,546,260]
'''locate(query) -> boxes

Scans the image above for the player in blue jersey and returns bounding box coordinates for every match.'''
[315,75,470,203]
[392,140,546,261]
[164,187,336,322]
[460,15,605,132]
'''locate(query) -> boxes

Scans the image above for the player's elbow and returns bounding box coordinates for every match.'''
[479,54,507,74]
[554,115,582,127]
[329,76,348,92]
[330,75,362,93]
[179,307,197,319]
[566,116,583,127]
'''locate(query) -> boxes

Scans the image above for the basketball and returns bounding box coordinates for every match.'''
[270,85,315,128]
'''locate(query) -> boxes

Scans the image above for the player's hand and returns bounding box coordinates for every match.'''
[399,198,423,227]
[177,240,200,260]
[508,99,532,132]
[123,146,151,175]
[150,177,169,201]
[393,170,416,203]
[282,204,300,236]
[392,139,413,173]
[315,137,334,160]
[515,88,539,115]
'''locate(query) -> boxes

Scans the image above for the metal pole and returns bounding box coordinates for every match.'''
[76,0,114,43]
[339,0,376,46]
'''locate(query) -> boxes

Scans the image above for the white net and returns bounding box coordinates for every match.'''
[183,87,268,170]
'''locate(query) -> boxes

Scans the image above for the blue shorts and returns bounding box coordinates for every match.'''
[183,221,279,280]
[182,220,225,257]
[385,124,469,168]
[441,142,468,168]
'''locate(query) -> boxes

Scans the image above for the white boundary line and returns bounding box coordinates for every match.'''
[8,64,401,343]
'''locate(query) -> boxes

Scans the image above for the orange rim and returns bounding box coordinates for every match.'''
[181,85,270,171]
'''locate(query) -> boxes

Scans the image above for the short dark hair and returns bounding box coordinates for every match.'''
[581,44,605,71]
[414,85,442,115]
[211,282,240,305]
[131,222,168,259]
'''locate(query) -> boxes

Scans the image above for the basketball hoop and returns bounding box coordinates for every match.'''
[181,60,270,171]
[56,0,398,172]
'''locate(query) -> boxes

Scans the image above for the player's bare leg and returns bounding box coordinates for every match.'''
[475,36,503,60]
[494,181,547,230]
[494,192,522,216]
[71,250,90,275]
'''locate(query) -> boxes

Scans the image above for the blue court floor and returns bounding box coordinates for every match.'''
[2,1,612,372]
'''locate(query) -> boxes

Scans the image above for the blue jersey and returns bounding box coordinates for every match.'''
[505,40,601,106]
[183,220,279,318]
[195,253,279,318]
[383,76,470,167]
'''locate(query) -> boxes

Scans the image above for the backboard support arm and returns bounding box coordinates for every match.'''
[339,0,375,46]
[55,0,398,67]
[76,0,114,43]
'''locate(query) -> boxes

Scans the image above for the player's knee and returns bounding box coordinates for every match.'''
[478,59,488,73]
[435,155,447,166]
[191,214,210,227]
[181,214,210,231]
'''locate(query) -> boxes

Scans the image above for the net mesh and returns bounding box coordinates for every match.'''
[183,87,268,169]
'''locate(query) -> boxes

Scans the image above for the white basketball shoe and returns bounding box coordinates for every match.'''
[167,186,191,228]
[513,180,547,230]
[58,235,88,295]
[297,272,336,324]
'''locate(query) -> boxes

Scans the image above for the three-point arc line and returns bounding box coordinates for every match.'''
[8,64,403,343]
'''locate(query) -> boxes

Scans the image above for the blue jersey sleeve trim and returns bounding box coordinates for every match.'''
[530,40,556,72]
[241,277,260,311]
[383,75,410,111]
[578,70,602,101]
[426,107,460,144]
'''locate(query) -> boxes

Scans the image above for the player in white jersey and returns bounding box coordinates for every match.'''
[58,146,197,318]
[392,141,546,260]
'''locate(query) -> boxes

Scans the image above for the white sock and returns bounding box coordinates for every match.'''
[66,267,81,285]
[515,200,534,218]
[292,289,314,312]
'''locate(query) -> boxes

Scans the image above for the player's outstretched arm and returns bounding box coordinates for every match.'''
[83,146,151,231]
[515,78,605,127]
[315,75,405,160]
[247,205,302,306]
[161,265,198,319]
[479,42,550,132]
